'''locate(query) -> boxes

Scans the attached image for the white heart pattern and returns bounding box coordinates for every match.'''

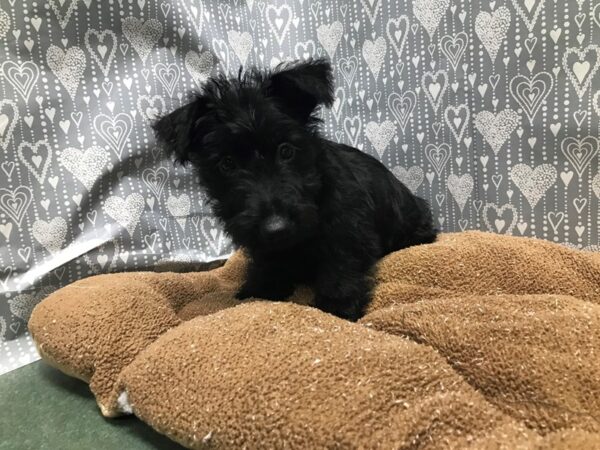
[93,113,133,159]
[475,7,511,62]
[0,7,10,38]
[509,72,553,124]
[121,17,163,64]
[392,166,424,193]
[266,5,292,46]
[413,0,449,38]
[8,286,55,320]
[154,63,180,97]
[562,45,600,99]
[167,194,192,230]
[46,45,86,100]
[421,70,448,113]
[1,60,39,102]
[317,21,343,58]
[17,139,52,184]
[388,91,417,132]
[482,203,518,234]
[444,104,469,143]
[142,167,169,199]
[104,193,145,236]
[447,174,474,213]
[84,29,117,77]
[33,217,67,254]
[365,120,396,157]
[561,136,599,176]
[475,109,520,154]
[440,32,468,70]
[0,99,19,150]
[425,143,451,175]
[362,36,387,80]
[228,30,253,65]
[387,16,410,58]
[510,164,557,208]
[0,186,32,226]
[185,50,214,89]
[59,146,109,191]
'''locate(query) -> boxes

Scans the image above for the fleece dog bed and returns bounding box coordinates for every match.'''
[29,231,600,449]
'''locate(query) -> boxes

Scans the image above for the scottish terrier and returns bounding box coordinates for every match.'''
[152,58,437,321]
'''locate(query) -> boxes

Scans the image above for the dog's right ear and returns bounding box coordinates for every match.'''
[152,97,207,165]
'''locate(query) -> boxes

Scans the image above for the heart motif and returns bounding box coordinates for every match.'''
[82,239,121,274]
[0,99,19,150]
[121,17,163,64]
[509,72,553,124]
[425,143,451,175]
[594,3,600,29]
[561,136,599,176]
[137,95,165,121]
[421,70,448,112]
[93,113,133,159]
[84,29,117,77]
[593,91,600,119]
[386,16,410,57]
[0,7,10,39]
[447,173,474,212]
[510,163,557,208]
[1,60,40,102]
[475,7,511,62]
[440,32,468,70]
[200,217,228,255]
[142,167,169,199]
[562,45,600,99]
[365,120,396,157]
[154,63,180,97]
[317,21,343,58]
[360,0,381,24]
[294,40,317,60]
[49,0,78,29]
[511,0,545,32]
[444,104,470,143]
[338,56,358,86]
[104,193,144,236]
[59,146,109,190]
[0,186,32,226]
[331,87,346,123]
[343,115,362,147]
[362,36,387,79]
[482,203,518,234]
[167,194,192,230]
[388,91,416,132]
[185,50,214,89]
[33,217,67,254]
[392,166,424,193]
[17,139,52,184]
[180,0,204,37]
[46,45,86,100]
[413,0,450,38]
[228,30,254,65]
[8,286,56,321]
[266,4,292,46]
[592,173,600,199]
[474,109,520,154]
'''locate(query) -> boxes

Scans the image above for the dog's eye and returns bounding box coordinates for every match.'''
[219,156,236,173]
[278,144,295,161]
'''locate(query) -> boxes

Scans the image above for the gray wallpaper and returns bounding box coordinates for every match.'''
[0,0,599,351]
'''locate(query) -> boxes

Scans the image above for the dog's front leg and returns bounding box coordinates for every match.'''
[313,262,372,322]
[235,258,296,301]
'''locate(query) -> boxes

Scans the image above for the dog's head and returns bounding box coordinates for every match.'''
[152,58,334,251]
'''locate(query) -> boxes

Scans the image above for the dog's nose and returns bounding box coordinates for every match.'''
[262,215,288,236]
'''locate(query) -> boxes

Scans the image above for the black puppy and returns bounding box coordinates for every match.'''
[152,58,437,321]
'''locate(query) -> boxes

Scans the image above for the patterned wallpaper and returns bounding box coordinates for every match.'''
[0,0,599,351]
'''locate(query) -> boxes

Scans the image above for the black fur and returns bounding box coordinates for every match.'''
[153,58,437,321]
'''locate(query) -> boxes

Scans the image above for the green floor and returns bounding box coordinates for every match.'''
[0,361,183,450]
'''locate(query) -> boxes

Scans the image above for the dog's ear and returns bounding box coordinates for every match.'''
[267,58,334,123]
[152,97,207,165]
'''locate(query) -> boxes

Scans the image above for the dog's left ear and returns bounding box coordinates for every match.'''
[267,58,334,123]
[152,98,207,165]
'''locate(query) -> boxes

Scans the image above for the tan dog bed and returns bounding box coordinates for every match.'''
[29,231,600,448]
